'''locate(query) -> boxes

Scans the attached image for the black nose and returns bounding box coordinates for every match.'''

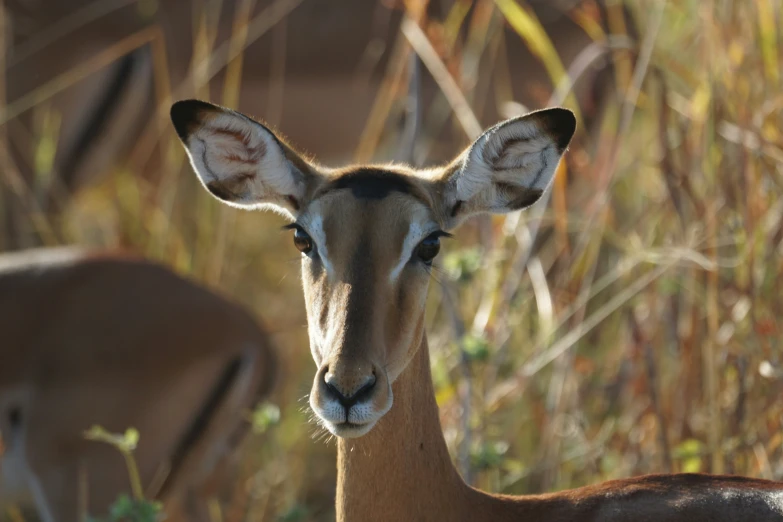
[324,373,377,408]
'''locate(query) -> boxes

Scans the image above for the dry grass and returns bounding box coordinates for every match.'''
[2,0,783,520]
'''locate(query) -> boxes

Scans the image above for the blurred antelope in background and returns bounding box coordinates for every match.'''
[0,248,276,521]
[171,98,783,521]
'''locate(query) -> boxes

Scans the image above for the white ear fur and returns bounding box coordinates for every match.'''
[441,107,576,228]
[171,100,311,219]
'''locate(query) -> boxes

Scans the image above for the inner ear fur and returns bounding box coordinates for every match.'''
[434,107,576,228]
[170,99,321,218]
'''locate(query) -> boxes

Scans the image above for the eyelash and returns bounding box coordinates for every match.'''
[283,223,317,257]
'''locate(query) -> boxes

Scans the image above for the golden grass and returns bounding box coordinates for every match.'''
[3,0,783,520]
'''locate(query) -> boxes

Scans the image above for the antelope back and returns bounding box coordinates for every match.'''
[0,248,276,521]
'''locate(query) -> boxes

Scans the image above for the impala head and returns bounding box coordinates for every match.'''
[171,100,575,438]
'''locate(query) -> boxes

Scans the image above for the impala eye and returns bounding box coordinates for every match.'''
[293,227,314,254]
[416,233,442,265]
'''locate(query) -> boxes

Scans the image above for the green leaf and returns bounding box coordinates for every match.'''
[97,495,162,522]
[673,438,706,473]
[252,402,281,434]
[682,457,703,473]
[443,248,483,283]
[470,440,510,470]
[83,426,140,454]
[278,504,310,522]
[462,335,491,363]
[123,428,140,451]
[673,438,706,458]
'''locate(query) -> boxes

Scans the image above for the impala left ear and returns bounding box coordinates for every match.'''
[170,99,319,220]
[435,108,576,229]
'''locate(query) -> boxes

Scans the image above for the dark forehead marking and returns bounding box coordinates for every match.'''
[316,168,430,203]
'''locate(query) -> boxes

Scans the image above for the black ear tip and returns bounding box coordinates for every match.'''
[542,108,577,151]
[170,99,219,141]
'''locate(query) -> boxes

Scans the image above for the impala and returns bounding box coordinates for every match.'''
[0,248,275,522]
[172,99,783,521]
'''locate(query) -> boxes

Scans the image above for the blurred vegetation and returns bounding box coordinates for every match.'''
[3,0,783,521]
[83,427,163,522]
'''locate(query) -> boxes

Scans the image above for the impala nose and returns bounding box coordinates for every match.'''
[324,369,377,408]
[310,361,392,436]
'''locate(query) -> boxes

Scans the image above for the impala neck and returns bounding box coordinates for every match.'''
[335,334,474,521]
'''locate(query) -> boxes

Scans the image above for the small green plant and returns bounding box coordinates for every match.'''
[86,494,162,522]
[83,426,164,522]
[277,504,310,522]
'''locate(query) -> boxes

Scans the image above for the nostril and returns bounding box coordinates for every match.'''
[352,375,376,404]
[364,372,377,391]
[324,371,342,394]
[325,380,349,404]
[323,371,377,408]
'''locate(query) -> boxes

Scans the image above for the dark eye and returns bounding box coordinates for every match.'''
[293,227,313,254]
[416,233,441,265]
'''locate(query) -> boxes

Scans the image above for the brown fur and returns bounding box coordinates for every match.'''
[0,248,276,522]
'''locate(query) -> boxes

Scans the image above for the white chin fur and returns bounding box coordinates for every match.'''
[324,420,377,439]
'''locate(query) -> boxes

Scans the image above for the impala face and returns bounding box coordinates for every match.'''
[172,100,575,437]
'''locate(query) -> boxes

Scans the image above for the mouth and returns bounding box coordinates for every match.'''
[324,419,376,438]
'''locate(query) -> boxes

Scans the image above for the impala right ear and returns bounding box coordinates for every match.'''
[434,108,576,229]
[170,100,318,219]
